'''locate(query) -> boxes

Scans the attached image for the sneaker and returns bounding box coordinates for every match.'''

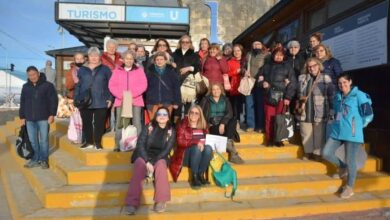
[80,143,94,149]
[40,161,49,169]
[95,145,103,151]
[340,185,354,199]
[301,153,310,161]
[153,202,166,213]
[229,153,244,164]
[24,160,40,168]
[125,205,137,215]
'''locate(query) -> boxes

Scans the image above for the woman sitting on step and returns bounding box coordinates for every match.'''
[199,83,244,164]
[124,107,176,215]
[170,105,213,189]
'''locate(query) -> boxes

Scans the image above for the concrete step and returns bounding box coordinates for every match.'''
[6,184,390,220]
[43,145,381,185]
[9,134,389,209]
[58,135,303,166]
[3,145,390,219]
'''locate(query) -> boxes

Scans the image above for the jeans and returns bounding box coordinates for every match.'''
[245,95,255,129]
[188,144,213,174]
[26,120,49,163]
[322,138,359,187]
[125,158,170,207]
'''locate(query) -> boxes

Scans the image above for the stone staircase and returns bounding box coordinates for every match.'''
[1,117,390,219]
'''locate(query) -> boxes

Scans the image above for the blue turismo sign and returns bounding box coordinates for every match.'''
[126,6,189,24]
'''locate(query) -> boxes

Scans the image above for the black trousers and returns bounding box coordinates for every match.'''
[80,108,107,147]
[209,117,237,140]
[228,95,243,121]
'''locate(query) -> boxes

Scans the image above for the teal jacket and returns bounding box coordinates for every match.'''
[330,87,373,143]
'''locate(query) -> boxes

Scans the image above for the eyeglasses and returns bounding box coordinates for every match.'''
[181,41,190,44]
[157,112,169,117]
[189,111,200,115]
[158,44,167,48]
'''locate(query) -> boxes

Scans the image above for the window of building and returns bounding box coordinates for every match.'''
[328,0,365,18]
[309,6,326,29]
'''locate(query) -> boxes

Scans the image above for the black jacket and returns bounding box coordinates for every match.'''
[19,73,58,121]
[172,49,201,83]
[131,124,176,165]
[145,64,181,106]
[256,61,297,100]
[199,95,233,125]
[286,52,306,79]
[75,64,113,109]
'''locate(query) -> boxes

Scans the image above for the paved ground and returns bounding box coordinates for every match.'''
[0,109,18,126]
[277,208,390,220]
[0,176,13,220]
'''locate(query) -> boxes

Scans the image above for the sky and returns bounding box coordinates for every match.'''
[0,0,104,73]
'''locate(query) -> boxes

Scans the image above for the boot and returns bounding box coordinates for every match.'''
[226,139,245,164]
[198,172,210,185]
[190,174,202,189]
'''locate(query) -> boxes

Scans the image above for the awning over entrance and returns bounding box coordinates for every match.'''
[55,2,190,48]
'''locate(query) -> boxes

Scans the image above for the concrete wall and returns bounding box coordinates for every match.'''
[182,0,275,47]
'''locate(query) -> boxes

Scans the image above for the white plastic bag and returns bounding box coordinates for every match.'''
[120,125,137,152]
[67,109,83,144]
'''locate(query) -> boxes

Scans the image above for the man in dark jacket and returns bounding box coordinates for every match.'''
[20,66,58,169]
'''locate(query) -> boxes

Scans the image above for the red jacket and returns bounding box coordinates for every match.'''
[227,57,243,96]
[202,56,228,84]
[169,117,208,182]
[101,52,122,71]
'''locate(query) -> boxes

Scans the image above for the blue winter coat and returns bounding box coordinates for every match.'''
[145,64,181,106]
[322,58,343,84]
[74,64,113,109]
[330,87,373,143]
[19,73,58,121]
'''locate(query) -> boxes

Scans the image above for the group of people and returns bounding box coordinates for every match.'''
[18,32,373,215]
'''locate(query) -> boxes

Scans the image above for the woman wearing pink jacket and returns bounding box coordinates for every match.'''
[109,50,148,151]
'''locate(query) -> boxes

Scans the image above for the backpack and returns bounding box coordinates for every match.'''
[16,125,34,160]
[209,152,238,200]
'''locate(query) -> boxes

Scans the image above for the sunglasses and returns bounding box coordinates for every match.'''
[189,111,200,115]
[157,112,169,117]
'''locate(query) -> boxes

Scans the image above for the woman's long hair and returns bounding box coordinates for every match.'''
[187,105,208,130]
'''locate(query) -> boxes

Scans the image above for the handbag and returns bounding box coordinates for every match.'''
[16,125,34,160]
[209,152,238,200]
[267,87,284,106]
[74,72,97,109]
[223,74,231,91]
[67,109,83,144]
[181,74,197,103]
[295,73,321,115]
[238,76,255,96]
[274,105,294,142]
[195,74,209,97]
